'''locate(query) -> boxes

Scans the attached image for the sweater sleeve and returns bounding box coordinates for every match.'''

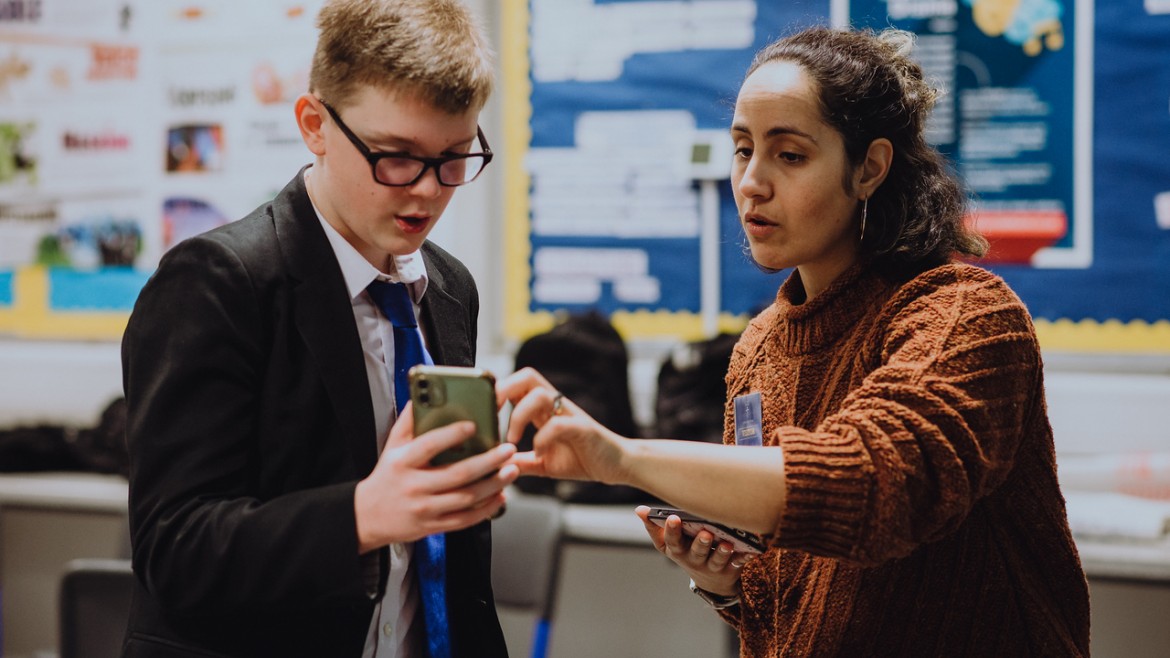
[773,270,1043,566]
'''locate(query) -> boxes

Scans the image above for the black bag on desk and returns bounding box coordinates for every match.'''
[654,332,741,445]
[0,397,128,475]
[512,311,657,505]
[0,424,86,472]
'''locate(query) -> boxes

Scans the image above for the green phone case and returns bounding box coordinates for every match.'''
[409,365,500,466]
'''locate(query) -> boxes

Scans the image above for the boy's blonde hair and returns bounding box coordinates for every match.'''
[309,0,494,114]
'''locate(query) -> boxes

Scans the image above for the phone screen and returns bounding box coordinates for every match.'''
[410,365,500,466]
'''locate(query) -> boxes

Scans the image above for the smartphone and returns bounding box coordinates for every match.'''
[409,365,500,466]
[646,507,765,555]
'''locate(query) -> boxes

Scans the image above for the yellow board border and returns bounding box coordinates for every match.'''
[0,266,129,340]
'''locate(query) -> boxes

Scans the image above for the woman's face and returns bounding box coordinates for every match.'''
[731,60,862,298]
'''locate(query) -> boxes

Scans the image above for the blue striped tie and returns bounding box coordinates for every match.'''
[367,279,450,658]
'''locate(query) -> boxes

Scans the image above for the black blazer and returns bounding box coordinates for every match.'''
[121,171,508,657]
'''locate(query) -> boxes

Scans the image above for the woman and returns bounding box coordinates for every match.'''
[500,25,1089,658]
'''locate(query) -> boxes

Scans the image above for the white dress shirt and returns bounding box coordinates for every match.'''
[307,168,428,658]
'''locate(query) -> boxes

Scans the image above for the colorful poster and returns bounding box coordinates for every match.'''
[0,0,151,338]
[849,0,1088,267]
[849,0,1170,350]
[0,0,321,339]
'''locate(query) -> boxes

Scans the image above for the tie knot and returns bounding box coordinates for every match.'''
[367,280,418,329]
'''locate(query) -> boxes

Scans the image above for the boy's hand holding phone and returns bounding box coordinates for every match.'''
[353,368,517,553]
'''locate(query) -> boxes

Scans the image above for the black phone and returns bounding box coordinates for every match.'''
[646,506,765,555]
[409,365,500,466]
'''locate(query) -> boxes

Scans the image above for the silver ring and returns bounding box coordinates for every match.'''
[551,392,565,416]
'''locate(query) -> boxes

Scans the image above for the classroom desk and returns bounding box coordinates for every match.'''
[0,472,129,514]
[553,502,1170,658]
[5,474,1170,658]
[0,472,130,658]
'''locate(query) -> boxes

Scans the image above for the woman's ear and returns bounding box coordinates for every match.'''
[856,137,893,199]
[295,94,326,156]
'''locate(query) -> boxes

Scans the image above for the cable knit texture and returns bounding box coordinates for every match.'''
[720,262,1089,657]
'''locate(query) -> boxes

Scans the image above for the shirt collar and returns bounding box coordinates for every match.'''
[304,167,429,303]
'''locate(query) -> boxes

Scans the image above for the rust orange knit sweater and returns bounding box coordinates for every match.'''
[719,262,1089,657]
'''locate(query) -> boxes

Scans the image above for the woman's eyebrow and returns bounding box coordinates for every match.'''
[731,123,817,144]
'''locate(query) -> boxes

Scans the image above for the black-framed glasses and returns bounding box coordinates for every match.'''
[320,99,493,187]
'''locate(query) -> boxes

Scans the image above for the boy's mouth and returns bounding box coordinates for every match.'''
[396,215,431,234]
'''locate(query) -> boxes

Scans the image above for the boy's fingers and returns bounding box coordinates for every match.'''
[385,401,415,449]
[426,442,517,492]
[398,421,476,467]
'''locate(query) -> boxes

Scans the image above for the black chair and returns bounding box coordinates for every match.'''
[59,558,134,658]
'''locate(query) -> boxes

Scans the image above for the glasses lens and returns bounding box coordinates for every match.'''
[439,155,486,186]
[374,156,425,186]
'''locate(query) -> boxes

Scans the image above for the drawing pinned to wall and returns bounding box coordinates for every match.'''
[43,217,141,270]
[0,121,37,188]
[964,0,1065,55]
[162,196,228,249]
[165,123,224,173]
[251,59,308,106]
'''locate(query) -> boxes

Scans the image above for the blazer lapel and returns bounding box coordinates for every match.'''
[418,250,472,367]
[273,170,379,475]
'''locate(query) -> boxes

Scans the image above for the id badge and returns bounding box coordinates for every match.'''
[733,392,763,446]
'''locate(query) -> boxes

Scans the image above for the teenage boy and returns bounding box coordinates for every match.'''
[121,1,515,656]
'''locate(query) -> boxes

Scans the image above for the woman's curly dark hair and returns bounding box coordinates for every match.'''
[747,27,987,272]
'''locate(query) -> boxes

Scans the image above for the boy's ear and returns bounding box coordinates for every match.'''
[856,137,893,200]
[295,94,326,156]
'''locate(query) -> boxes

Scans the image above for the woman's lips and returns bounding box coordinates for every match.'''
[743,212,777,237]
[395,215,431,234]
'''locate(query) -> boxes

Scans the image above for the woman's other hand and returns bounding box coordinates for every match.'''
[636,505,751,597]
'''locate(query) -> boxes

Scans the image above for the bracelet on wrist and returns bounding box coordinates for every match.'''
[688,578,741,610]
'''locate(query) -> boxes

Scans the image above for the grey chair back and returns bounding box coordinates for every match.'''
[59,558,134,658]
[490,491,564,658]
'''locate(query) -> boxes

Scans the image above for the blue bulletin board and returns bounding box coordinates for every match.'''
[501,0,831,340]
[502,0,1170,351]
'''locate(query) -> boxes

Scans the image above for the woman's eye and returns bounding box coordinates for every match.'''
[778,151,805,163]
[734,146,753,159]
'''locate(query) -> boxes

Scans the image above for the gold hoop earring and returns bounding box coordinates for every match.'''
[859,198,868,244]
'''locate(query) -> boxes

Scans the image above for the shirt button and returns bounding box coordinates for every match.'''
[383,622,394,637]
